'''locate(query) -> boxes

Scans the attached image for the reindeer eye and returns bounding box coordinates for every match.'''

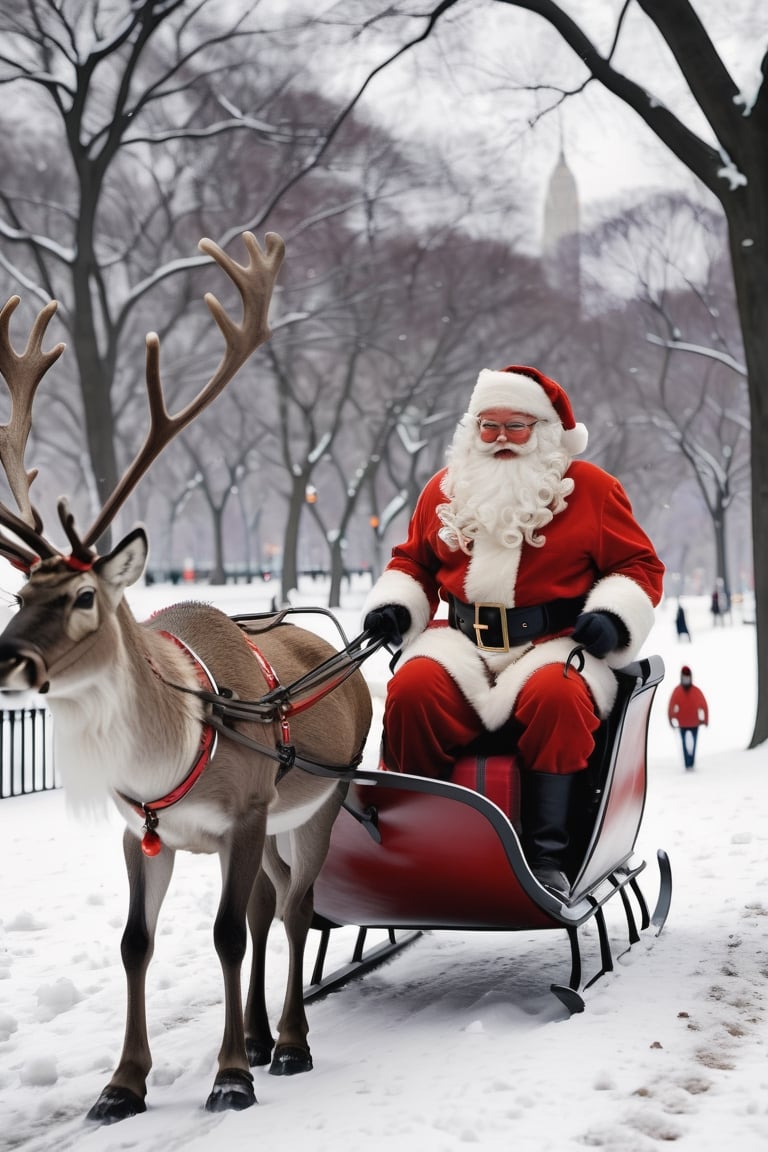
[75,588,96,610]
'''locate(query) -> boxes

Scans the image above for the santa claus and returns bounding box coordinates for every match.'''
[363,364,664,895]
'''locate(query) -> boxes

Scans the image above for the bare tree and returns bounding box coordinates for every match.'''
[264,191,561,606]
[340,0,768,745]
[588,192,748,583]
[0,1,367,546]
[647,338,749,592]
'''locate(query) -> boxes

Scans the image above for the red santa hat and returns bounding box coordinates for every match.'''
[468,365,589,456]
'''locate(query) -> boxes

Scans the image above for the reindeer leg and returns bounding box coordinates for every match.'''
[269,874,314,1076]
[87,830,175,1124]
[244,863,277,1067]
[205,810,267,1113]
[269,792,343,1077]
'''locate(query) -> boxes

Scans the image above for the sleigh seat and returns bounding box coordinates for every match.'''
[447,652,658,884]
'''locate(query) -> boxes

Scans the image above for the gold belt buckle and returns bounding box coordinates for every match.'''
[473,602,510,653]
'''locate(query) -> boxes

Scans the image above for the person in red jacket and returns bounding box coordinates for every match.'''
[668,665,709,770]
[363,364,664,895]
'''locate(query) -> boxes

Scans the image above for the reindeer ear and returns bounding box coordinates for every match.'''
[95,527,148,602]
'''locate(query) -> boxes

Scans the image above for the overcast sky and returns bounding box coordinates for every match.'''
[289,0,765,242]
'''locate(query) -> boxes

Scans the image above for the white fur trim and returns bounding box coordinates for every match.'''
[481,637,619,729]
[469,370,588,457]
[396,626,493,713]
[582,574,657,669]
[362,569,431,646]
[560,423,588,456]
[395,628,618,730]
[469,370,559,421]
[464,535,523,604]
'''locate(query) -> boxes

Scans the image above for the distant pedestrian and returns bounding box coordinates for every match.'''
[675,601,691,642]
[710,587,721,625]
[668,665,709,770]
[711,581,728,626]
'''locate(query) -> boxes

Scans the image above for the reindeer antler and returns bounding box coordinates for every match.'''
[0,296,65,569]
[0,296,65,525]
[82,230,285,548]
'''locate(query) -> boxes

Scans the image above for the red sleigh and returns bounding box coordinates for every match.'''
[307,653,670,1013]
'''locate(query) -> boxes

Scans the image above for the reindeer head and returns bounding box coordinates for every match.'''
[0,527,148,694]
[0,232,284,696]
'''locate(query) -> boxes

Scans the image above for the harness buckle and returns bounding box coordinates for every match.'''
[473,602,510,653]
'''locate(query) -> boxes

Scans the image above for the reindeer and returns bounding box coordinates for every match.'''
[0,233,373,1122]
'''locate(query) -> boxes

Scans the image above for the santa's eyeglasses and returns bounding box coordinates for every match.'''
[475,418,538,442]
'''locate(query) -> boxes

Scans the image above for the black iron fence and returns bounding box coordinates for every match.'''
[0,707,57,798]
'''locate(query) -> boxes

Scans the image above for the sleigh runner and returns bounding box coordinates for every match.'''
[305,649,671,1013]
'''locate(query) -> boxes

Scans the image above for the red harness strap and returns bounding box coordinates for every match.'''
[284,671,360,715]
[241,634,293,746]
[241,634,356,719]
[116,632,218,858]
[242,633,280,690]
[240,633,353,734]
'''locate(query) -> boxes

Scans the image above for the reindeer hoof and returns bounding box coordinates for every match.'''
[205,1067,256,1112]
[269,1045,313,1076]
[86,1085,146,1125]
[246,1038,274,1066]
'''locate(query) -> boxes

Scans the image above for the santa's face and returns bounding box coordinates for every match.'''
[437,409,574,553]
[475,408,539,459]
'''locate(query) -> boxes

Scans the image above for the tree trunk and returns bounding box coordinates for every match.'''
[725,187,768,746]
[280,486,304,603]
[71,267,119,551]
[209,504,226,585]
[328,539,345,608]
[713,491,729,600]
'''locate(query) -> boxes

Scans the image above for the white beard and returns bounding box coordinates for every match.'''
[437,417,574,553]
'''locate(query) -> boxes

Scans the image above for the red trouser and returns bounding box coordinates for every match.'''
[383,656,600,778]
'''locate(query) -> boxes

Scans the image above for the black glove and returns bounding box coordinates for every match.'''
[571,611,626,658]
[363,604,411,647]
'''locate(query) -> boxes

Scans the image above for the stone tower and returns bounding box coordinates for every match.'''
[542,144,581,300]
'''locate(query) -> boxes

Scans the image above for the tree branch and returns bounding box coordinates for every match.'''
[411,0,730,197]
[635,0,748,163]
[645,333,747,377]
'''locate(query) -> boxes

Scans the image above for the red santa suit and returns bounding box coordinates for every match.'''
[364,366,665,781]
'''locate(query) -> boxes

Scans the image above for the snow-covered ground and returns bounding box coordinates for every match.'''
[1,582,767,1152]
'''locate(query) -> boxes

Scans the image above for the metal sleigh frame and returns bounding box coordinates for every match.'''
[303,653,672,1014]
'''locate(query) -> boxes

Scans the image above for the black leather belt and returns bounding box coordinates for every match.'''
[449,595,585,653]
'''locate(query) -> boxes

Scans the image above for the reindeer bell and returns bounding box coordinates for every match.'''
[141,810,162,856]
[141,830,162,857]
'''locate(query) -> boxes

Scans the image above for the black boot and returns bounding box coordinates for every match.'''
[520,771,576,896]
